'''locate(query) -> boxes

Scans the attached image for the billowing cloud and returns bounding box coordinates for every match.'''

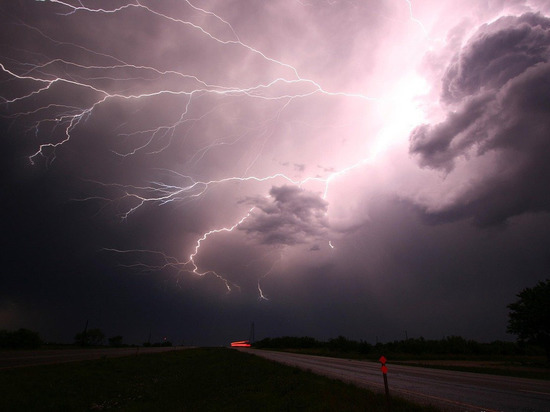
[410,12,550,225]
[239,185,328,245]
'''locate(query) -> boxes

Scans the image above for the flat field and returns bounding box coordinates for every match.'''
[0,347,439,411]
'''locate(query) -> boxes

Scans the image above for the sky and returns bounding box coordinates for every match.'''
[1,0,550,346]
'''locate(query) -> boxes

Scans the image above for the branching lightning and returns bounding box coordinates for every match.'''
[1,0,427,298]
[103,208,255,293]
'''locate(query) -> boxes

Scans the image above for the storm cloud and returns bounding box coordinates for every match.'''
[410,12,550,225]
[239,185,328,246]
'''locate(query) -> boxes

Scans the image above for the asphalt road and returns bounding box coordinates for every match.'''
[245,349,550,412]
[0,346,181,369]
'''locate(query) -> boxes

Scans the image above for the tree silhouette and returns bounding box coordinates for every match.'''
[74,328,105,346]
[108,335,124,347]
[507,279,550,361]
[0,329,42,349]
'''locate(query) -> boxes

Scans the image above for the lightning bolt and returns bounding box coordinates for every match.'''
[2,0,427,298]
[256,256,286,302]
[405,0,429,36]
[102,207,254,292]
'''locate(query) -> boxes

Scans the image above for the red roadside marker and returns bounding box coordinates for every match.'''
[379,355,390,411]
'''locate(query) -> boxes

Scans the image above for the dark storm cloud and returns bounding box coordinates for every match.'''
[410,12,550,225]
[441,13,550,103]
[239,185,328,245]
[409,93,494,171]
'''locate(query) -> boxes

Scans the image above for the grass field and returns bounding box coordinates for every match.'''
[0,347,440,411]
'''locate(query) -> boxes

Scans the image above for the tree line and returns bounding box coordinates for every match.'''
[0,328,42,349]
[253,334,541,357]
[74,329,173,347]
[0,327,172,349]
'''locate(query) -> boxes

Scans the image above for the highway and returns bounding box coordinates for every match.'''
[245,349,550,412]
[0,347,181,369]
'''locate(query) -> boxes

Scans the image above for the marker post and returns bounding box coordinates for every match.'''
[379,356,391,412]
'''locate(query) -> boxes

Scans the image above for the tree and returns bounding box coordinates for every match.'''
[0,329,42,349]
[108,335,124,347]
[507,279,550,360]
[74,328,105,346]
